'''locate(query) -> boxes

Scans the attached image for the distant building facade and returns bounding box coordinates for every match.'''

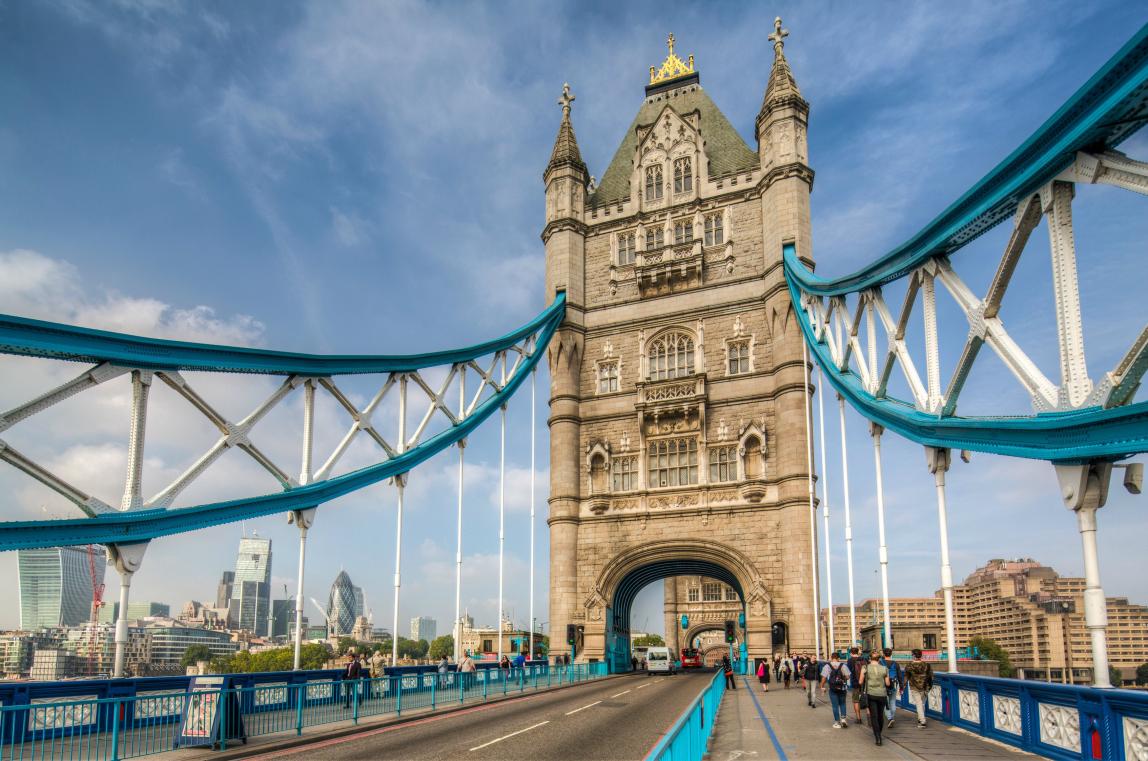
[98,601,171,624]
[663,575,743,655]
[18,546,105,629]
[216,571,235,610]
[410,616,437,643]
[326,571,358,637]
[228,536,271,636]
[822,558,1148,685]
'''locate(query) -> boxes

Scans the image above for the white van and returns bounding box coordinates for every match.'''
[645,646,676,674]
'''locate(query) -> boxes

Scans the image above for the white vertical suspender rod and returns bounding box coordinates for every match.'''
[802,342,821,661]
[391,374,408,667]
[926,446,958,673]
[871,423,892,649]
[292,379,315,671]
[497,353,507,663]
[454,366,466,663]
[837,395,858,648]
[816,367,835,654]
[529,365,537,661]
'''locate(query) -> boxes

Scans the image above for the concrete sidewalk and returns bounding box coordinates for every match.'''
[704,677,1038,761]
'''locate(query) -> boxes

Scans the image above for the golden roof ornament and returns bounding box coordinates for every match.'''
[649,32,695,85]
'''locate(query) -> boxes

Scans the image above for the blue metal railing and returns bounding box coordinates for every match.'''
[644,670,724,761]
[0,662,608,760]
[898,671,1148,761]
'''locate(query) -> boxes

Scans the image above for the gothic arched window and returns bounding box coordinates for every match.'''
[647,331,695,381]
[645,227,665,250]
[674,157,692,194]
[645,165,664,202]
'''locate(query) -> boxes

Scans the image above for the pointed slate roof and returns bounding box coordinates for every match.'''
[589,85,759,207]
[547,114,586,176]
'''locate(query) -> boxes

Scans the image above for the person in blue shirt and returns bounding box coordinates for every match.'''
[879,648,903,727]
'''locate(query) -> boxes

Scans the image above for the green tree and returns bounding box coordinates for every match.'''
[396,637,428,659]
[336,637,358,656]
[968,636,1014,678]
[428,635,454,660]
[633,634,665,647]
[1136,662,1148,686]
[180,644,212,668]
[1109,664,1123,687]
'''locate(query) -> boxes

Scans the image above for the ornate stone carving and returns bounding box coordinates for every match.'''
[649,494,698,510]
[611,498,639,511]
[958,689,980,724]
[993,695,1022,736]
[927,685,942,713]
[1124,716,1148,761]
[708,490,738,504]
[1038,703,1080,753]
[646,380,695,401]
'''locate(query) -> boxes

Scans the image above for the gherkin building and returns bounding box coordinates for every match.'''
[326,571,357,636]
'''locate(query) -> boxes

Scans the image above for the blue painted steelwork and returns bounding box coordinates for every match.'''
[0,295,565,550]
[784,24,1148,462]
[788,262,1148,461]
[790,25,1148,297]
[899,671,1148,761]
[0,661,605,760]
[644,669,724,761]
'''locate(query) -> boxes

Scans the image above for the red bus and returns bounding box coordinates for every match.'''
[680,648,702,669]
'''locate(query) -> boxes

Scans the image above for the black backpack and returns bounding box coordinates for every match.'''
[827,663,847,692]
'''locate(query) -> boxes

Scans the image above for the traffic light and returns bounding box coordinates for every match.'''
[724,620,736,643]
[566,624,576,645]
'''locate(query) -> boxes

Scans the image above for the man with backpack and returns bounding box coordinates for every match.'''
[802,655,820,708]
[880,648,903,727]
[904,649,934,728]
[721,654,736,690]
[847,647,867,726]
[819,652,851,728]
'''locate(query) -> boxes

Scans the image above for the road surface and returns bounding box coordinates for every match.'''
[252,669,715,760]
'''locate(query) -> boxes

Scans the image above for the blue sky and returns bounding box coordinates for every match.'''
[1,1,1146,639]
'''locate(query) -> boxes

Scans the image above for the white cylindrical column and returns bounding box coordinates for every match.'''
[1077,505,1112,687]
[391,480,405,666]
[926,446,958,673]
[802,342,821,660]
[391,374,408,667]
[871,424,892,649]
[816,368,835,655]
[529,367,536,661]
[837,395,857,649]
[454,366,467,663]
[113,571,132,678]
[498,399,507,663]
[292,516,311,671]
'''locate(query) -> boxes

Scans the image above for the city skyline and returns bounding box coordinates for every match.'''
[0,1,1145,640]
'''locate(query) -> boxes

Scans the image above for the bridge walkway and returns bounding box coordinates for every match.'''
[706,675,1038,761]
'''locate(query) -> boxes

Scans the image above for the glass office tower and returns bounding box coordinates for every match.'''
[228,535,271,636]
[18,546,105,629]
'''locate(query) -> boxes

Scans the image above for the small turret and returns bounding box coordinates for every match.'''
[755,17,810,176]
[543,82,588,307]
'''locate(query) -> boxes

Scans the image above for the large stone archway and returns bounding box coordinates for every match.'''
[579,540,772,672]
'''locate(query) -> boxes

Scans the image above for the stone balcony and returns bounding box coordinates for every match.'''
[635,239,703,297]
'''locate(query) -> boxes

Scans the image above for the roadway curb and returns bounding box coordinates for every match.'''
[202,673,630,760]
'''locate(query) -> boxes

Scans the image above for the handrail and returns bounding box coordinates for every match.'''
[645,670,724,761]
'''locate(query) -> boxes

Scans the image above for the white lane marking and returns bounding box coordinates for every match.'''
[636,683,650,689]
[610,689,632,698]
[468,721,550,752]
[564,700,602,716]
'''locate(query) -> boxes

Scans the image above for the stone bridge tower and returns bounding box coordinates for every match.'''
[544,24,815,671]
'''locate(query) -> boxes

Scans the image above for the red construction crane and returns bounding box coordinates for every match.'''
[87,544,105,676]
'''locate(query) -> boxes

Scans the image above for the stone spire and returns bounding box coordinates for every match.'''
[760,17,803,111]
[547,83,586,177]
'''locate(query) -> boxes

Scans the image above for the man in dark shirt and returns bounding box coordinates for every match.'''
[847,647,867,725]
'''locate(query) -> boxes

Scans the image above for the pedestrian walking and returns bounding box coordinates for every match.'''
[880,648,903,727]
[773,655,782,683]
[631,655,638,672]
[437,655,450,687]
[860,649,892,746]
[802,656,820,707]
[847,647,867,725]
[370,649,385,698]
[904,649,934,729]
[342,650,361,709]
[781,653,793,689]
[756,658,770,692]
[820,652,851,728]
[722,655,737,690]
